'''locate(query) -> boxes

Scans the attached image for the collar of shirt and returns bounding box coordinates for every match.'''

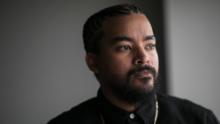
[96,89,156,124]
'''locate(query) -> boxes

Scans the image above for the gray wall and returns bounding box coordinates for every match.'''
[1,1,129,124]
[166,0,220,119]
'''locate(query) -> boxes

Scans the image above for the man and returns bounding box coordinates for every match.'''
[48,4,219,124]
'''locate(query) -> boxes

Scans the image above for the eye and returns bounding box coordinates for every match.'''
[145,44,156,51]
[116,45,132,52]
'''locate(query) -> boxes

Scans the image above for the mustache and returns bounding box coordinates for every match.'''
[128,65,157,78]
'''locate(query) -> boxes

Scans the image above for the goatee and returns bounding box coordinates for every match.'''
[109,65,159,105]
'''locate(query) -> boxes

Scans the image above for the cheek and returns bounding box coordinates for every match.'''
[149,52,159,71]
[110,56,130,72]
[102,54,131,75]
[154,53,159,71]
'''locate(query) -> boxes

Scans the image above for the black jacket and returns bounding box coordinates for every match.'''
[48,93,219,124]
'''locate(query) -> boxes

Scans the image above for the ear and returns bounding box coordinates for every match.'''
[85,53,99,73]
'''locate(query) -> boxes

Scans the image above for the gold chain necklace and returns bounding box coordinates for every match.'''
[99,100,159,124]
[154,100,159,124]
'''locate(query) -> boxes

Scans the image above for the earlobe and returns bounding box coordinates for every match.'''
[85,53,99,73]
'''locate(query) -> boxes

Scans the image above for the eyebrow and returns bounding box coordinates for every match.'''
[110,35,156,44]
[144,35,156,41]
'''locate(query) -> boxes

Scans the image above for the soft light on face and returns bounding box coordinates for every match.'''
[93,14,159,103]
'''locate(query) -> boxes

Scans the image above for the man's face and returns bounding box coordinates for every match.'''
[89,14,159,103]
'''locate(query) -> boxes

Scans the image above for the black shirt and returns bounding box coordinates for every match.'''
[48,92,219,124]
[97,90,156,124]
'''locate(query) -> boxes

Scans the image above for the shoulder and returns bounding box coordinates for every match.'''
[48,97,100,124]
[157,93,219,124]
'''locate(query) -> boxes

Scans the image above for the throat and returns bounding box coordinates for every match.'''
[101,87,156,112]
[102,87,136,112]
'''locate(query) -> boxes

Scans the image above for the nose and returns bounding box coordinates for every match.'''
[133,47,150,66]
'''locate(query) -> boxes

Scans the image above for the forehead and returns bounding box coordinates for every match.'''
[101,14,154,39]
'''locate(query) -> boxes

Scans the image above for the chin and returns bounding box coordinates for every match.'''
[124,85,156,104]
[132,78,154,91]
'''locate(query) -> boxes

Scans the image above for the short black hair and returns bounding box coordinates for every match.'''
[82,4,146,54]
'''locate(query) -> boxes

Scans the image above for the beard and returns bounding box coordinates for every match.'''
[101,65,159,105]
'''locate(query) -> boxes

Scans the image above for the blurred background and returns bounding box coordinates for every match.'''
[1,0,220,124]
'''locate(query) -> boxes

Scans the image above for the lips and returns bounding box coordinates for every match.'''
[128,65,157,80]
[133,70,152,79]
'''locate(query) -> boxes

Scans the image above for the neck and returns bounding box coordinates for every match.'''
[101,87,136,112]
